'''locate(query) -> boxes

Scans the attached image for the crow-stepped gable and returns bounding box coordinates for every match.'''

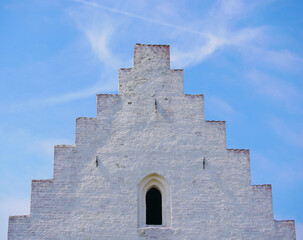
[8,43,296,240]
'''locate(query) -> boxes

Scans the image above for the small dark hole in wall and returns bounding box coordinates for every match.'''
[146,188,162,225]
[128,102,132,104]
[95,156,98,167]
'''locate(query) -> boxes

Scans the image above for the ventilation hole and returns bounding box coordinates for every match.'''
[95,156,98,167]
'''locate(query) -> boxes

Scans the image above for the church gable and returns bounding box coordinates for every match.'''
[8,44,296,240]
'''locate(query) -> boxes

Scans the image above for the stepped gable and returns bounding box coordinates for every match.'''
[8,43,296,240]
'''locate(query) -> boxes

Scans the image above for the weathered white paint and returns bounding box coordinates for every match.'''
[8,44,296,240]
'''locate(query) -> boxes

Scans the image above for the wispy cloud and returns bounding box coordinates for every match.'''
[1,81,116,113]
[85,27,121,69]
[246,70,301,105]
[171,35,225,67]
[251,151,303,185]
[215,0,275,18]
[171,26,264,67]
[5,0,301,111]
[263,49,303,73]
[207,0,303,74]
[251,151,303,235]
[2,1,129,113]
[270,116,303,148]
[241,46,303,73]
[29,138,72,157]
[216,0,245,16]
[70,5,127,70]
[73,0,211,38]
[33,0,292,111]
[73,0,266,68]
[207,96,239,119]
[73,0,222,69]
[1,128,72,157]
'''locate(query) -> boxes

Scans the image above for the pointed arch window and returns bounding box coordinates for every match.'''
[138,173,171,228]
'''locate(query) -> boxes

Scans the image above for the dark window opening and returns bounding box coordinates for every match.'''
[146,188,162,225]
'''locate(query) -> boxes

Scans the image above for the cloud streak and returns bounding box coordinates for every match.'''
[171,35,225,67]
[270,116,303,148]
[251,151,303,186]
[73,0,227,69]
[246,70,299,103]
[73,0,212,38]
[207,96,239,119]
[1,82,116,113]
[5,0,302,112]
[1,128,73,157]
[5,0,281,112]
[241,46,303,73]
[74,0,268,68]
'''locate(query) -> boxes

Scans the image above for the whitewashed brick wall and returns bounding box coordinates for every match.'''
[8,44,296,240]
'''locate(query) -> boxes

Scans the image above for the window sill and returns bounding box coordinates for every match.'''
[138,225,173,236]
[139,225,171,229]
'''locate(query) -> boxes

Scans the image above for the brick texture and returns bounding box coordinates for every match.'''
[8,44,296,240]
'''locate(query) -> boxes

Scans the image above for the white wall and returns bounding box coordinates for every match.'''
[8,44,296,240]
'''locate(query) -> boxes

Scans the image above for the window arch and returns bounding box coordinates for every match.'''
[138,173,171,227]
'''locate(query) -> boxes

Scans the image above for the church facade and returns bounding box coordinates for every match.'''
[8,44,296,239]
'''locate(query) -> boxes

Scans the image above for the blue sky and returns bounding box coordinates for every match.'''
[0,0,303,239]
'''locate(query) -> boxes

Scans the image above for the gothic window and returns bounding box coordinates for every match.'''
[138,173,171,228]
